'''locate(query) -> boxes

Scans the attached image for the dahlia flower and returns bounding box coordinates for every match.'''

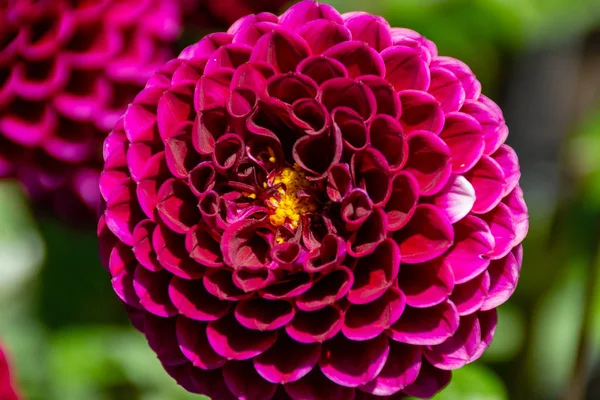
[98,1,528,398]
[0,0,181,221]
[0,343,20,400]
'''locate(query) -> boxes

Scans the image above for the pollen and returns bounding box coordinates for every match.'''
[266,167,317,229]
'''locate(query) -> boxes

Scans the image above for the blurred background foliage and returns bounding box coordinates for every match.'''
[1,0,600,399]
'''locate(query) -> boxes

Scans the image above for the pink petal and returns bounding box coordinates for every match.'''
[169,276,230,321]
[388,301,459,346]
[206,315,277,360]
[399,259,454,308]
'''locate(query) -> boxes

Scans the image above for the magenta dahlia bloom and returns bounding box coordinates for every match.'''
[98,2,529,398]
[0,0,180,220]
[0,343,20,400]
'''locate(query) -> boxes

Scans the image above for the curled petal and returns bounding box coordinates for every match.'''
[298,20,351,55]
[481,252,519,311]
[169,276,230,321]
[344,13,392,52]
[428,67,465,113]
[402,360,451,399]
[251,28,311,73]
[393,204,454,264]
[323,41,385,79]
[286,305,344,343]
[320,78,376,121]
[388,301,459,346]
[279,1,343,31]
[223,361,278,400]
[320,334,390,387]
[297,55,347,85]
[424,314,481,370]
[464,155,505,214]
[482,203,516,260]
[304,234,346,273]
[235,298,295,331]
[153,223,205,279]
[348,208,388,258]
[349,238,400,305]
[503,186,529,244]
[133,265,177,317]
[157,179,200,234]
[444,215,494,284]
[204,268,253,301]
[430,175,475,224]
[385,172,419,231]
[431,56,481,100]
[343,286,406,341]
[358,76,401,118]
[404,130,452,196]
[296,266,354,311]
[176,317,226,370]
[439,112,484,173]
[492,144,520,197]
[254,333,322,384]
[359,342,421,396]
[451,271,490,316]
[399,259,454,308]
[382,46,430,92]
[327,163,353,202]
[222,220,275,269]
[398,90,444,135]
[207,315,277,360]
[340,189,373,231]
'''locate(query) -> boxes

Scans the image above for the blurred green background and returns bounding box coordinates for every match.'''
[2,0,600,399]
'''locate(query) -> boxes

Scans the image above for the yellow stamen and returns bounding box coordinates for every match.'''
[266,167,317,230]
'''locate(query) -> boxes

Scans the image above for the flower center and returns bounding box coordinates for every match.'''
[265,166,317,230]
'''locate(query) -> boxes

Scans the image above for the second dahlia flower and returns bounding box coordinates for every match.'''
[99,1,529,398]
[0,343,20,400]
[0,0,181,221]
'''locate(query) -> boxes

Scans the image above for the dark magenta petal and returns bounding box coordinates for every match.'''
[431,56,481,100]
[398,90,444,135]
[344,13,392,52]
[279,1,343,30]
[290,98,329,134]
[394,204,454,264]
[428,67,465,113]
[482,203,516,260]
[169,276,230,321]
[188,162,216,197]
[266,72,318,106]
[369,115,408,171]
[157,84,195,140]
[461,99,507,155]
[359,342,421,396]
[222,220,275,269]
[358,76,401,118]
[386,172,419,231]
[212,133,244,174]
[332,107,368,152]
[233,267,277,293]
[286,305,344,343]
[296,266,354,311]
[424,314,481,370]
[348,238,400,305]
[302,214,336,251]
[223,361,278,400]
[471,309,498,361]
[503,186,529,244]
[203,268,253,301]
[260,271,313,300]
[105,179,144,246]
[109,243,140,308]
[348,208,388,258]
[343,286,405,341]
[351,149,392,206]
[382,46,430,92]
[298,20,351,55]
[430,175,475,224]
[320,334,390,387]
[404,130,452,196]
[271,242,302,269]
[204,44,252,74]
[444,215,494,284]
[327,163,353,202]
[193,107,230,155]
[284,368,356,400]
[136,152,169,221]
[399,259,454,309]
[402,360,451,399]
[251,28,311,73]
[144,314,187,366]
[451,271,490,316]
[153,224,205,279]
[164,123,201,178]
[340,189,373,231]
[195,70,232,111]
[492,144,520,197]
[235,298,295,331]
[323,41,385,79]
[304,234,346,273]
[133,265,177,317]
[481,252,519,311]
[156,178,200,234]
[293,128,342,178]
[297,56,347,85]
[320,78,376,121]
[132,220,163,272]
[206,314,277,360]
[388,301,459,345]
[176,317,226,370]
[127,141,157,184]
[254,333,322,384]
[439,112,484,173]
